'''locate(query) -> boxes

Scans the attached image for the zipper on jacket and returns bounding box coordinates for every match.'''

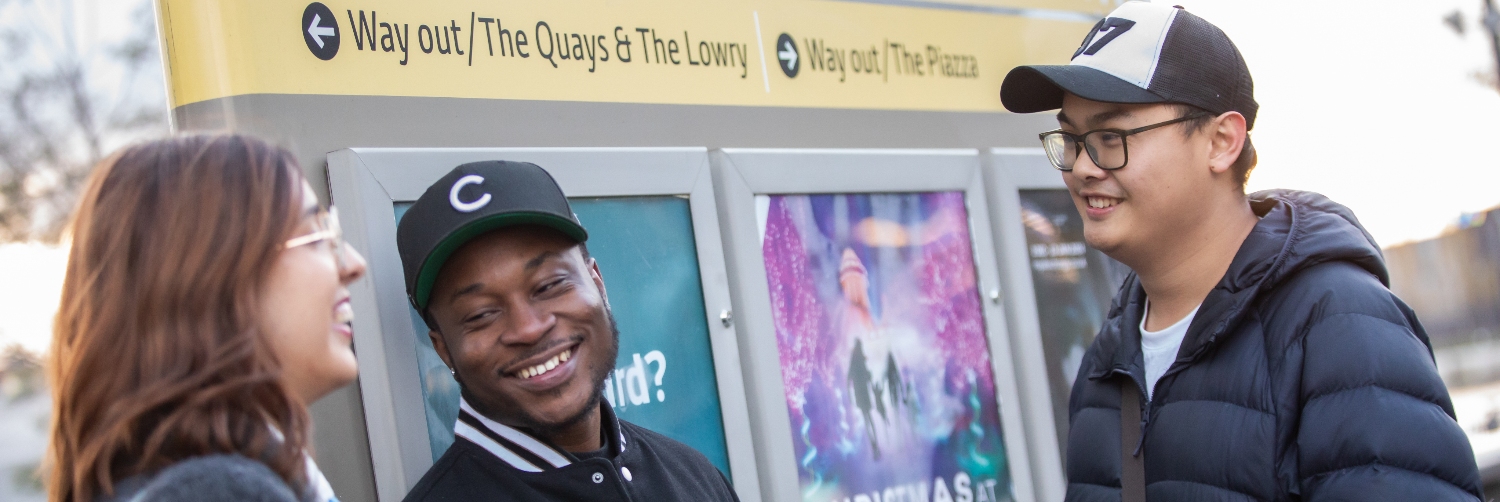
[1112,368,1150,457]
[1135,400,1149,457]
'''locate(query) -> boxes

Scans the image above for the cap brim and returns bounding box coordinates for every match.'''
[1001,65,1167,113]
[412,212,588,310]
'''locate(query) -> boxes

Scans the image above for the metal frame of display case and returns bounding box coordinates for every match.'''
[981,147,1086,502]
[711,148,1041,502]
[328,147,760,502]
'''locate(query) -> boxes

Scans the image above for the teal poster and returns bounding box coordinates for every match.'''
[395,196,732,478]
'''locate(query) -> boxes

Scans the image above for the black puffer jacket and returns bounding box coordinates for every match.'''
[1065,190,1483,501]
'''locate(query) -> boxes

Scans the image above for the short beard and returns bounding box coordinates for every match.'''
[460,305,621,441]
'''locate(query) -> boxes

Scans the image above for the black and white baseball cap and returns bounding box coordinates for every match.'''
[1000,1,1258,129]
[397,161,588,312]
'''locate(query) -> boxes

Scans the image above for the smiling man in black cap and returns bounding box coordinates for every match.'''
[396,161,738,501]
[1000,2,1481,501]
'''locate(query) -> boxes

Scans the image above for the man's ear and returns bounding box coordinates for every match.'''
[430,328,454,370]
[587,257,609,307]
[1208,111,1248,176]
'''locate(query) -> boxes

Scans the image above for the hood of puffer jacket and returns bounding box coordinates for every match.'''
[1086,189,1389,379]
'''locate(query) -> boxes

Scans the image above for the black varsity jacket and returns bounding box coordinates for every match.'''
[403,398,740,501]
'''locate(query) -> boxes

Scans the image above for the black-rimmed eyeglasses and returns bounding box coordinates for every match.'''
[1039,113,1208,171]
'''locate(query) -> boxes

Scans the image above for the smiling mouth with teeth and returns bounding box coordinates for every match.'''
[515,349,573,379]
[334,302,354,325]
[1087,196,1120,209]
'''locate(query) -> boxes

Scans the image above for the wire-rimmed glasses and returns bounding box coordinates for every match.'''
[284,207,349,270]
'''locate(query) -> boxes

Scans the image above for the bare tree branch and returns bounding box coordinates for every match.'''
[0,0,167,243]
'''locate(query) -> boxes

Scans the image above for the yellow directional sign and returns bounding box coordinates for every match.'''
[156,0,1097,111]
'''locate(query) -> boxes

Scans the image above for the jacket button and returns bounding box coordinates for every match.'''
[621,466,633,481]
[591,472,604,484]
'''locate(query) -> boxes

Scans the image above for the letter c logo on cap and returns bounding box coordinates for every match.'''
[449,175,491,213]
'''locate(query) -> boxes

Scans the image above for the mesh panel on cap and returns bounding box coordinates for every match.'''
[1149,9,1258,129]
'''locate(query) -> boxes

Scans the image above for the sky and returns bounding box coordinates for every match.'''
[2,0,1499,354]
[1172,0,1500,247]
[0,0,160,354]
[0,243,67,355]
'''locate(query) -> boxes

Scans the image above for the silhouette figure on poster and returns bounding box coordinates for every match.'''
[839,247,921,460]
[848,338,880,459]
[883,352,905,423]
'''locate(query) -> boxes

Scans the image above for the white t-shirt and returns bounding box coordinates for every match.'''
[1139,299,1200,401]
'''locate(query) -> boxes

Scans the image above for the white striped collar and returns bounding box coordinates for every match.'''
[453,421,545,472]
[456,398,573,470]
[453,397,629,471]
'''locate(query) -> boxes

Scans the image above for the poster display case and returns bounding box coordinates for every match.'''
[713,149,1039,502]
[982,148,1128,496]
[328,148,759,501]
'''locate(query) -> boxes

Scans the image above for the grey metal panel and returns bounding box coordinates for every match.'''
[345,147,712,200]
[170,94,1060,207]
[327,147,760,501]
[958,157,1040,502]
[710,151,798,502]
[710,148,1039,502]
[327,150,430,502]
[981,147,1068,502]
[724,148,980,194]
[990,148,1066,188]
[307,381,377,502]
[685,161,766,502]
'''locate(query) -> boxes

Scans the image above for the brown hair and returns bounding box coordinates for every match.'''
[1173,103,1258,190]
[47,134,310,501]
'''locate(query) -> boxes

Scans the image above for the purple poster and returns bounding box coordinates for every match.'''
[760,192,1012,502]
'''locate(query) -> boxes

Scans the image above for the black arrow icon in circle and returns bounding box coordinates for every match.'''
[776,33,798,78]
[302,2,339,60]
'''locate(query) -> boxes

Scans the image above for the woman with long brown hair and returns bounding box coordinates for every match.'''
[46,134,366,502]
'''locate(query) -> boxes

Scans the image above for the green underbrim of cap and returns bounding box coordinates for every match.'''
[413,212,587,310]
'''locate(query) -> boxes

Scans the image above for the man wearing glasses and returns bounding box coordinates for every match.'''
[1000,2,1481,501]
